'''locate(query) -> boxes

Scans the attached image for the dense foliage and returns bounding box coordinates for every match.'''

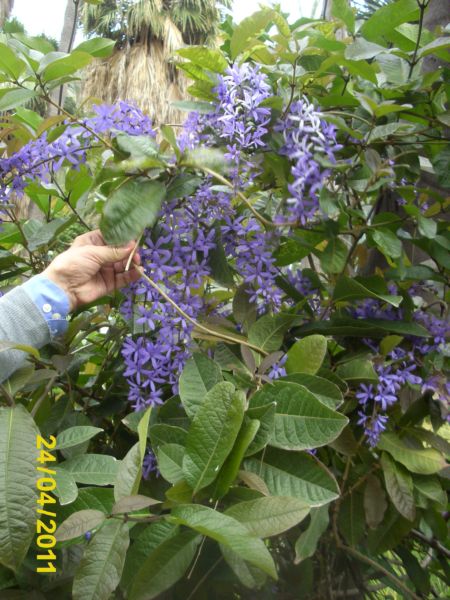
[0,1,449,598]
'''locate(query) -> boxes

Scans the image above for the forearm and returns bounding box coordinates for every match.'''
[0,278,69,383]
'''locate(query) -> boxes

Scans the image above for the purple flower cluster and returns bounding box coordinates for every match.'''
[179,62,271,186]
[353,285,448,446]
[0,101,155,207]
[357,347,423,446]
[276,99,341,224]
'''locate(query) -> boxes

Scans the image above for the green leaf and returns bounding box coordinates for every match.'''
[336,358,378,383]
[121,521,178,591]
[371,228,402,259]
[249,381,348,451]
[182,382,245,493]
[417,215,437,239]
[55,509,106,542]
[170,504,277,578]
[177,46,227,73]
[114,443,142,501]
[171,100,215,114]
[129,529,200,600]
[41,51,92,81]
[74,38,115,58]
[58,488,115,522]
[333,275,403,306]
[331,0,355,33]
[363,475,387,529]
[245,403,276,456]
[418,36,450,58]
[72,520,130,600]
[378,433,446,475]
[338,490,365,546]
[360,0,419,45]
[27,216,76,251]
[208,225,235,286]
[112,495,160,515]
[320,237,348,274]
[55,426,103,450]
[244,448,340,506]
[179,353,223,418]
[345,39,386,60]
[413,475,447,508]
[53,467,78,506]
[166,174,202,201]
[282,374,343,408]
[0,43,26,79]
[115,134,159,158]
[431,147,450,188]
[100,179,166,245]
[0,88,38,112]
[367,505,412,554]
[0,405,39,571]
[248,314,294,353]
[381,452,415,521]
[221,545,267,589]
[149,424,187,448]
[297,317,428,338]
[225,497,310,537]
[182,147,225,171]
[286,335,327,375]
[156,444,185,484]
[214,419,260,499]
[230,9,274,59]
[294,505,329,564]
[59,454,120,485]
[137,406,152,465]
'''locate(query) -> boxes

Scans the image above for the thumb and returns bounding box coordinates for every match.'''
[90,242,134,264]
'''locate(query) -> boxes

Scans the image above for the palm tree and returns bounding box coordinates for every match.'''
[0,0,14,27]
[81,0,227,125]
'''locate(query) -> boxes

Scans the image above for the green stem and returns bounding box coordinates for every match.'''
[408,1,428,79]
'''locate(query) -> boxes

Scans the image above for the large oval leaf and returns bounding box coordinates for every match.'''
[170,504,277,579]
[225,497,310,538]
[281,373,343,408]
[182,382,245,493]
[129,529,200,600]
[378,433,446,475]
[249,381,348,450]
[179,353,222,418]
[100,179,166,245]
[244,448,339,506]
[58,454,120,485]
[0,405,39,571]
[72,520,130,600]
[286,335,327,375]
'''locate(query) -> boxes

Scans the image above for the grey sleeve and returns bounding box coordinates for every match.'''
[0,286,51,383]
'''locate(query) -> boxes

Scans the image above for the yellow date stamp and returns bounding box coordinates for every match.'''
[35,434,57,573]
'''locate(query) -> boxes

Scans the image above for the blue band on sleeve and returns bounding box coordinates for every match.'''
[22,276,70,339]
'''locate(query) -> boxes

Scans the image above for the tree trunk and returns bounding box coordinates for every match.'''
[0,0,14,27]
[49,0,81,115]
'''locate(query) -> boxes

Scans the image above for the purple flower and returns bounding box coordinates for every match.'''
[142,449,160,480]
[275,98,342,224]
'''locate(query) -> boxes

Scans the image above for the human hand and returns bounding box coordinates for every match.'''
[42,230,141,311]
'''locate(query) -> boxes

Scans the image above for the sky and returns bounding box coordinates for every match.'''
[11,0,319,42]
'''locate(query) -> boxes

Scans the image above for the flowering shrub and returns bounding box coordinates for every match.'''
[0,3,449,599]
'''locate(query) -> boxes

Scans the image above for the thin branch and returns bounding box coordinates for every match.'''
[341,545,421,600]
[408,1,428,79]
[136,267,268,356]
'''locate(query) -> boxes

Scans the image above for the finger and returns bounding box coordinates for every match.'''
[115,266,142,289]
[90,242,135,265]
[71,229,106,248]
[112,252,141,274]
